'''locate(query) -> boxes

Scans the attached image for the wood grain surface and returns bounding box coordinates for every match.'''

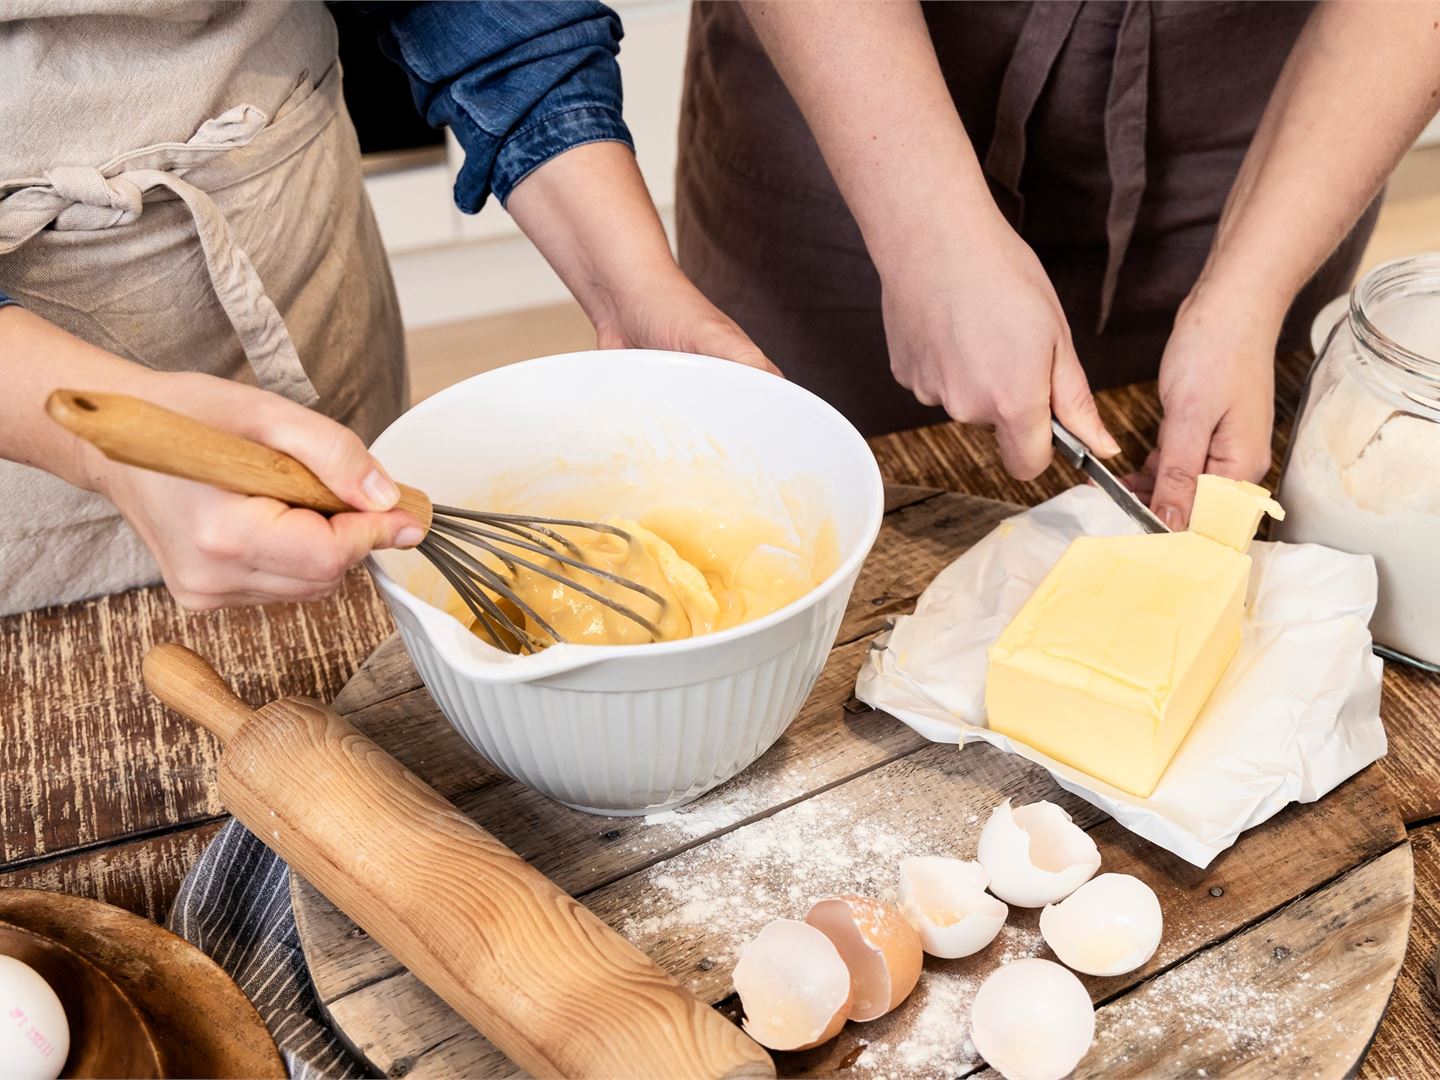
[0,888,284,1078]
[1361,821,1440,1079]
[1,349,1435,1075]
[295,486,1413,1077]
[149,641,774,1080]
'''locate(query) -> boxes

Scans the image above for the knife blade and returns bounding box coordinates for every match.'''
[1051,418,1170,535]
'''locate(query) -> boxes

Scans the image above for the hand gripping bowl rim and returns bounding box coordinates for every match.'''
[363,350,886,683]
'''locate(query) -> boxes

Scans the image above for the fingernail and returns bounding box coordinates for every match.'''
[1158,506,1183,531]
[395,526,424,549]
[1100,433,1123,457]
[361,468,400,511]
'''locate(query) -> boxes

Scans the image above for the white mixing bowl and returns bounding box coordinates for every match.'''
[366,350,884,815]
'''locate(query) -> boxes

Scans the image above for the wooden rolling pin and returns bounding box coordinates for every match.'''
[143,644,773,1080]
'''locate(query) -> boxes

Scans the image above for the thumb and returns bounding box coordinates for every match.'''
[1149,411,1215,531]
[694,318,783,377]
[1050,342,1121,458]
[251,398,401,513]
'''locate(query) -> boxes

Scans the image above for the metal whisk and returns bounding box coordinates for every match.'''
[46,390,666,650]
[421,509,665,651]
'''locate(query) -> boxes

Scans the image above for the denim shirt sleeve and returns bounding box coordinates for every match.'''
[0,289,16,310]
[357,2,633,213]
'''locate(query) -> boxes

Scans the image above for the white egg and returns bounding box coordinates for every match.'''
[0,955,70,1080]
[732,919,853,1051]
[970,957,1095,1080]
[976,799,1101,908]
[1040,872,1163,976]
[896,856,1008,959]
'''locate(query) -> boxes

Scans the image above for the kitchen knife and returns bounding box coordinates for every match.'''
[1051,418,1170,534]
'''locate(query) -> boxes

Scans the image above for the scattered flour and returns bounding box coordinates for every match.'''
[613,792,1048,1078]
[615,764,1346,1078]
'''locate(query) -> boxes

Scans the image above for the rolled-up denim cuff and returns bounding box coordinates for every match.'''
[0,291,17,310]
[489,105,633,208]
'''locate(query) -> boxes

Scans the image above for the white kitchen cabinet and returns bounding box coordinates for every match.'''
[367,0,690,328]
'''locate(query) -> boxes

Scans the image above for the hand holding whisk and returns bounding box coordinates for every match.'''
[46,390,664,651]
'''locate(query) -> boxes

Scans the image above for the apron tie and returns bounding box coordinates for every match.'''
[982,1,1083,228]
[984,1,1153,334]
[1098,0,1153,331]
[0,99,320,407]
[44,166,144,230]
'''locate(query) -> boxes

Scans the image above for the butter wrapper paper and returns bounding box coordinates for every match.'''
[855,485,1387,867]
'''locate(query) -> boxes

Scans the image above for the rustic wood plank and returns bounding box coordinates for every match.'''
[318,747,1403,1077]
[0,820,224,925]
[1375,664,1440,825]
[0,568,393,867]
[1360,821,1440,1079]
[788,766,1404,1078]
[1065,844,1413,1079]
[866,351,1311,508]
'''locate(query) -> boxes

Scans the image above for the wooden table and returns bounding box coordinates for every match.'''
[2,352,1436,1075]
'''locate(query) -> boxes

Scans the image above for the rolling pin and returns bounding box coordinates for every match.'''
[143,643,773,1080]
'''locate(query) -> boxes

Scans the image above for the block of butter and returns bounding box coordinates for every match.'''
[985,476,1284,798]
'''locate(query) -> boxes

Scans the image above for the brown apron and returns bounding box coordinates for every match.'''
[0,1,407,615]
[677,0,1381,436]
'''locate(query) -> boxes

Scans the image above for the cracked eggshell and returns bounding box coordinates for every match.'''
[976,799,1101,908]
[970,958,1095,1080]
[805,896,923,1022]
[732,919,852,1051]
[1040,872,1163,976]
[897,856,1009,959]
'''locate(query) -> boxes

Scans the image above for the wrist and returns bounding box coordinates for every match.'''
[860,162,1009,282]
[1175,272,1288,348]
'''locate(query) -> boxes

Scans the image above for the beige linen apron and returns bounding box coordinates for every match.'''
[0,1,407,615]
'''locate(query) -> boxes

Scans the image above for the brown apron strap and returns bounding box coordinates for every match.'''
[1098,0,1153,331]
[982,1,1084,226]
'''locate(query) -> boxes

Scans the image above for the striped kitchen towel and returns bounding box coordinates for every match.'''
[168,820,364,1079]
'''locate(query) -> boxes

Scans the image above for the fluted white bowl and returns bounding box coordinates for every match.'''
[365,350,883,815]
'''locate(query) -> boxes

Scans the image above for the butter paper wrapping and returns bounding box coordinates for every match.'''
[855,485,1387,868]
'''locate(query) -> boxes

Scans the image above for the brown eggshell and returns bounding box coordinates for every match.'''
[805,895,924,1021]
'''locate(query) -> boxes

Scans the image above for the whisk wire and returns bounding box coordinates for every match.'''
[455,514,585,558]
[430,524,664,641]
[425,539,529,652]
[426,540,550,653]
[428,517,671,608]
[425,533,562,648]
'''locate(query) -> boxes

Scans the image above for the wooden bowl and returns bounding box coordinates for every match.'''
[0,922,164,1078]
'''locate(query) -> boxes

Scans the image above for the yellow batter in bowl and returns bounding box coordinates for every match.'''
[446,507,837,649]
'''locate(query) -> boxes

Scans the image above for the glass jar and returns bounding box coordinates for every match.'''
[1276,253,1440,670]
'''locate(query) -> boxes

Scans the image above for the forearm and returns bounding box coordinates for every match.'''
[0,306,161,492]
[504,141,680,333]
[1194,1,1440,325]
[742,1,1003,271]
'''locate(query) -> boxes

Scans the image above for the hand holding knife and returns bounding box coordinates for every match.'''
[1051,419,1170,535]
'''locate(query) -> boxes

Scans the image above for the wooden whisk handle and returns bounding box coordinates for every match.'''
[46,389,432,530]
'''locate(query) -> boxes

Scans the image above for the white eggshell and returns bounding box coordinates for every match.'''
[1040,872,1163,976]
[0,955,70,1080]
[970,958,1095,1080]
[732,919,853,1051]
[897,856,1008,959]
[976,799,1101,908]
